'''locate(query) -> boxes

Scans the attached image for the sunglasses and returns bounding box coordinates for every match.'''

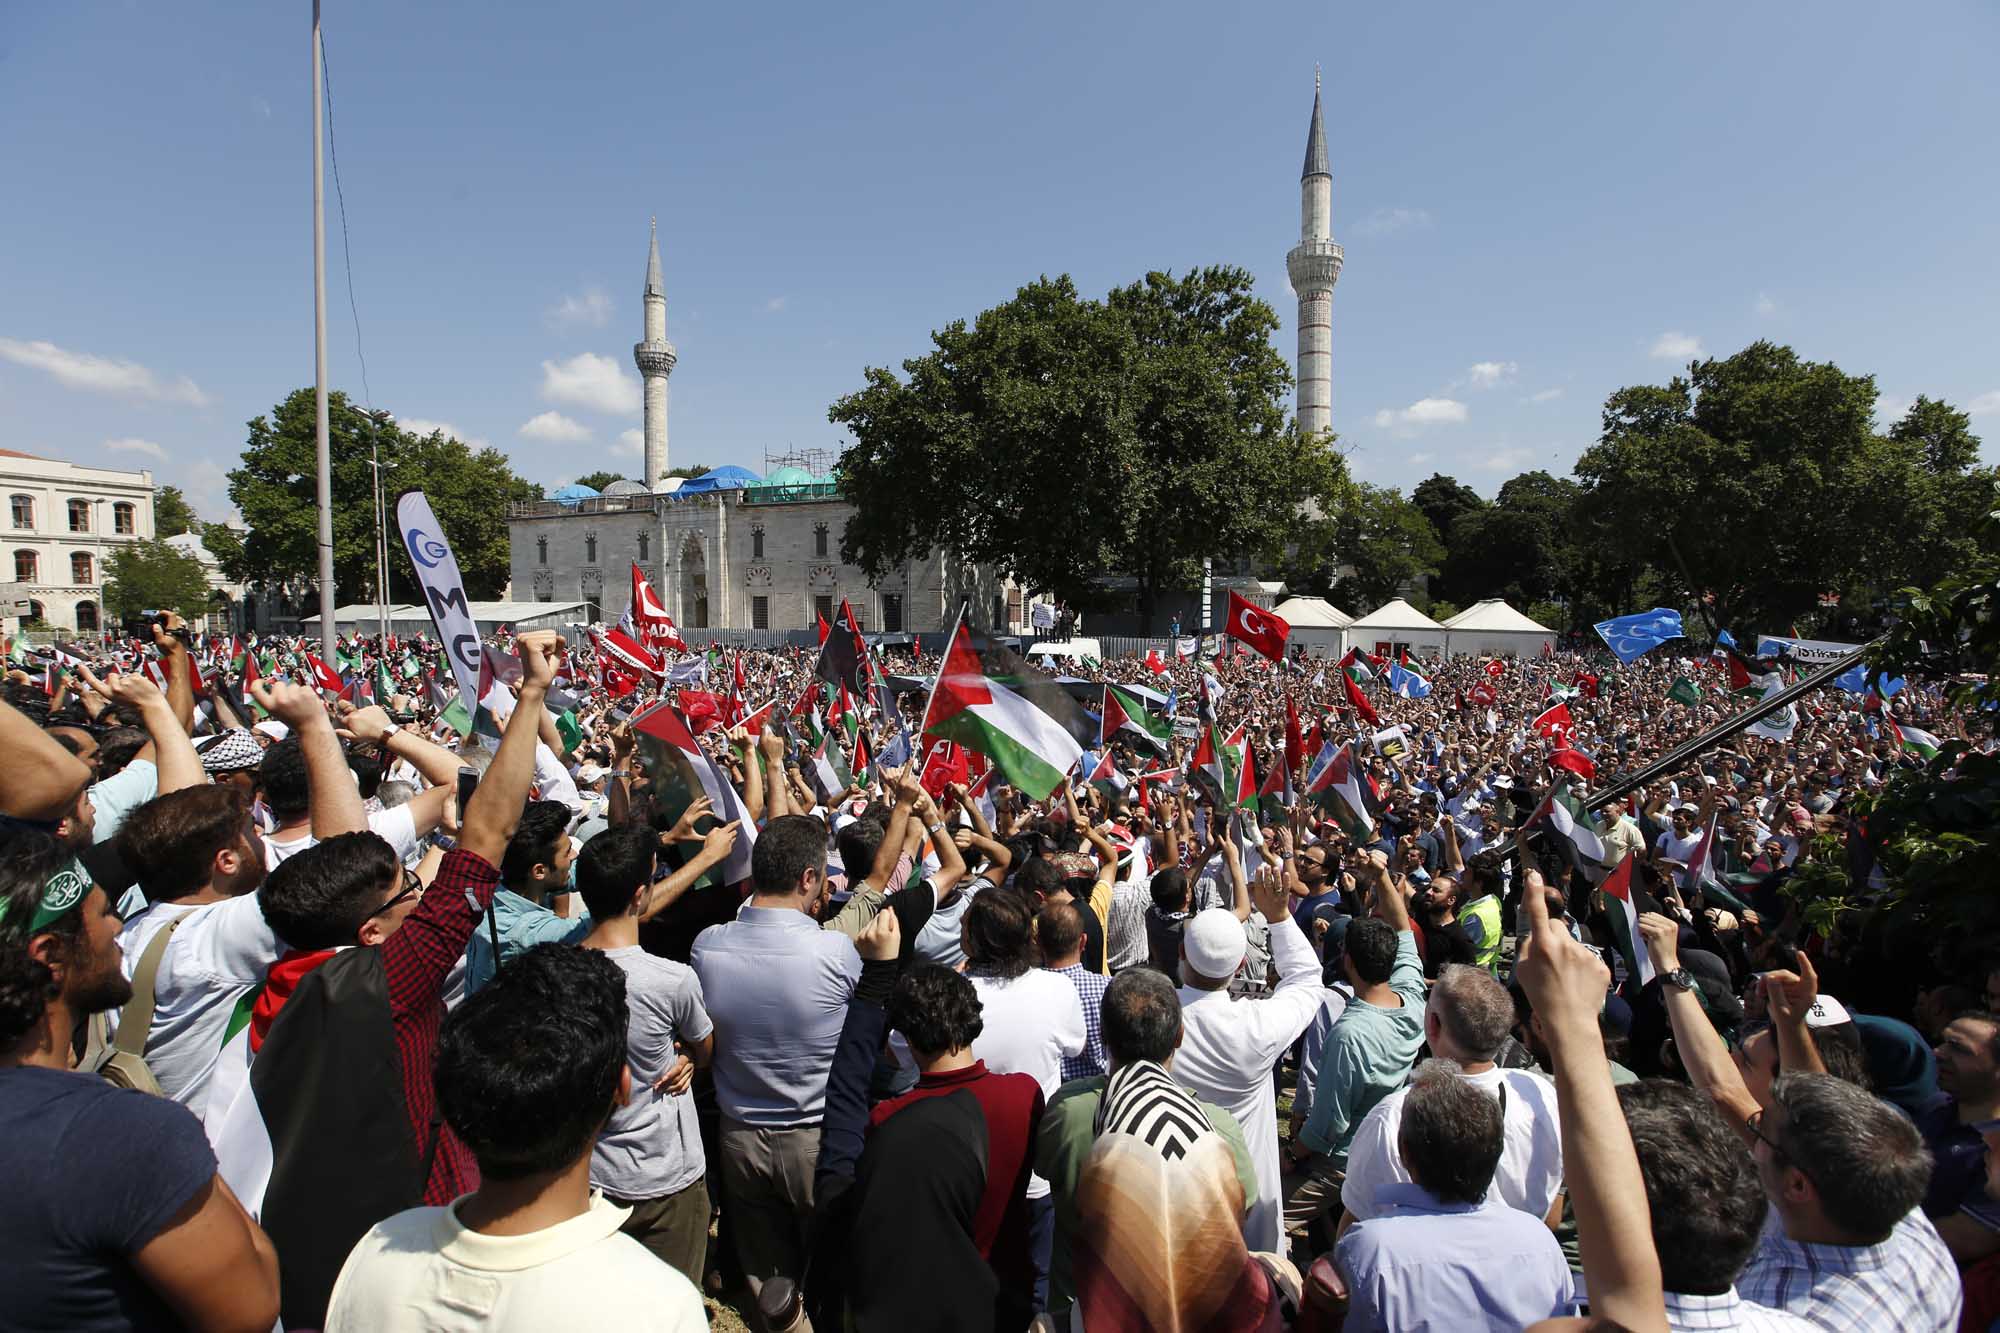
[372,867,424,919]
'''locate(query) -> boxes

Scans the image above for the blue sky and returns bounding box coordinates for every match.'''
[3,0,1996,522]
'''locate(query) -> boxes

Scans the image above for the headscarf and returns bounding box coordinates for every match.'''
[1072,1061,1284,1333]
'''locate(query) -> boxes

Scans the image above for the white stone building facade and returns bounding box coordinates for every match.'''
[0,448,155,633]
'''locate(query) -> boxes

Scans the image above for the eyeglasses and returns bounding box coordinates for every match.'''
[1746,1109,1806,1180]
[372,867,424,918]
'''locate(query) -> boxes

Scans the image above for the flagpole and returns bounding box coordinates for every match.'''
[910,603,967,768]
[311,0,336,663]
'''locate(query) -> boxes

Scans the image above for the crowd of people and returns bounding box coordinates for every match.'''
[0,607,1992,1332]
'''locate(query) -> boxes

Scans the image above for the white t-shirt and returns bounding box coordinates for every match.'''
[967,968,1085,1200]
[325,1193,705,1332]
[110,894,284,1120]
[263,804,419,871]
[591,947,713,1201]
[1339,1064,1565,1224]
[1655,827,1702,865]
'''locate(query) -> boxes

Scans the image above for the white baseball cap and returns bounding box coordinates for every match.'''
[1182,908,1248,980]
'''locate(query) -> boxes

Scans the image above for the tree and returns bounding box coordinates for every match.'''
[1409,473,1485,601]
[154,484,199,537]
[103,538,212,623]
[1325,484,1443,611]
[574,470,626,492]
[1444,471,1583,616]
[831,268,1346,632]
[229,390,541,605]
[664,464,710,480]
[200,522,248,584]
[1574,342,1994,635]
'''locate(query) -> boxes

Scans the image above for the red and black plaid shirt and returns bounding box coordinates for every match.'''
[385,846,498,1203]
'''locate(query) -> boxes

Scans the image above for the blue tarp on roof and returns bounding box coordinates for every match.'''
[673,465,761,495]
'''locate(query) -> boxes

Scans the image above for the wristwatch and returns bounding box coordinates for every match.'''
[1662,968,1696,993]
[380,722,401,741]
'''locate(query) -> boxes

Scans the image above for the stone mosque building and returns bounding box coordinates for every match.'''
[509,78,1337,641]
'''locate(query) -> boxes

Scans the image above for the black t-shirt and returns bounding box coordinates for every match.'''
[1422,916,1478,978]
[0,1065,217,1330]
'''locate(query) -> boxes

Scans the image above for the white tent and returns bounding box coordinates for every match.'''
[1441,599,1556,659]
[1345,598,1448,656]
[1271,596,1352,657]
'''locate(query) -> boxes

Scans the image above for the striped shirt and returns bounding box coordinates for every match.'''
[1664,1287,1818,1331]
[1052,963,1109,1083]
[1736,1207,1960,1332]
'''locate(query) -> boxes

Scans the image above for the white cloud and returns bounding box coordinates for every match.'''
[1351,207,1433,237]
[103,436,166,462]
[1969,391,2000,416]
[1372,397,1468,430]
[519,411,592,442]
[1650,331,1704,361]
[763,296,788,313]
[1525,387,1564,404]
[547,288,612,330]
[0,337,210,406]
[539,352,641,415]
[398,417,493,451]
[615,428,645,458]
[1476,447,1536,472]
[181,459,239,525]
[1465,360,1518,390]
[1753,292,1778,317]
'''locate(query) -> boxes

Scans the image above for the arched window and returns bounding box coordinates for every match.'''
[537,536,548,566]
[75,601,98,633]
[813,523,828,558]
[71,553,92,584]
[584,533,597,564]
[113,502,135,535]
[637,531,649,561]
[68,499,90,532]
[9,496,31,530]
[752,527,765,560]
[13,550,36,582]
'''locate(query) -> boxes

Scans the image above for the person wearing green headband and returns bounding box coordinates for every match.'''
[0,830,280,1330]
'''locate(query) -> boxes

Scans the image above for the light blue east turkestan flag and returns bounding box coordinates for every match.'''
[1834,663,1906,697]
[1594,608,1687,664]
[1386,659,1432,700]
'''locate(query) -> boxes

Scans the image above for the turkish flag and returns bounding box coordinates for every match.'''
[920,741,970,798]
[1572,671,1599,698]
[1484,659,1505,678]
[1224,591,1290,663]
[677,689,722,735]
[1144,648,1168,675]
[1468,681,1497,706]
[1532,701,1575,743]
[1549,747,1596,780]
[1284,694,1304,776]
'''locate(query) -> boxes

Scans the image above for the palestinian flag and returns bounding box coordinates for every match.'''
[1341,665,1380,727]
[1083,749,1128,796]
[849,727,873,788]
[633,700,757,883]
[921,623,1083,800]
[1667,677,1702,706]
[1257,747,1294,815]
[1680,813,1718,891]
[210,944,444,1330]
[814,598,870,699]
[1530,787,1613,884]
[807,715,850,799]
[239,650,263,707]
[1304,741,1373,841]
[1600,854,1654,988]
[965,768,998,827]
[1337,648,1378,682]
[1230,738,1260,811]
[1188,725,1230,804]
[1888,720,1942,760]
[1102,684,1172,753]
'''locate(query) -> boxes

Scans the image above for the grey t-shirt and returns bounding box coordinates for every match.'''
[590,947,713,1199]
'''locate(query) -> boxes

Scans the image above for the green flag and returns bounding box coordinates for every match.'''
[400,653,419,679]
[375,662,395,704]
[556,709,585,755]
[1668,677,1703,706]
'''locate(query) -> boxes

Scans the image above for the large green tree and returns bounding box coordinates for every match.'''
[1323,483,1444,610]
[228,390,540,605]
[573,470,626,492]
[103,538,212,622]
[1444,471,1584,616]
[153,484,199,537]
[1574,342,1994,635]
[830,268,1346,632]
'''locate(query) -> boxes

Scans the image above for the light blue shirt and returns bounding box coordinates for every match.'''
[90,758,157,844]
[1335,1182,1576,1333]
[692,904,859,1127]
[463,886,591,994]
[1301,933,1426,1159]
[1737,1206,1959,1333]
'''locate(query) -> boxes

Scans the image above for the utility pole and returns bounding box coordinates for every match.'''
[312,0,336,659]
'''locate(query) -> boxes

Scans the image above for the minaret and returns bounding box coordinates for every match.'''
[633,218,677,490]
[1286,70,1342,439]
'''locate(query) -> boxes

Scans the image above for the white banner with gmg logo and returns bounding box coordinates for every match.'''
[395,491,482,708]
